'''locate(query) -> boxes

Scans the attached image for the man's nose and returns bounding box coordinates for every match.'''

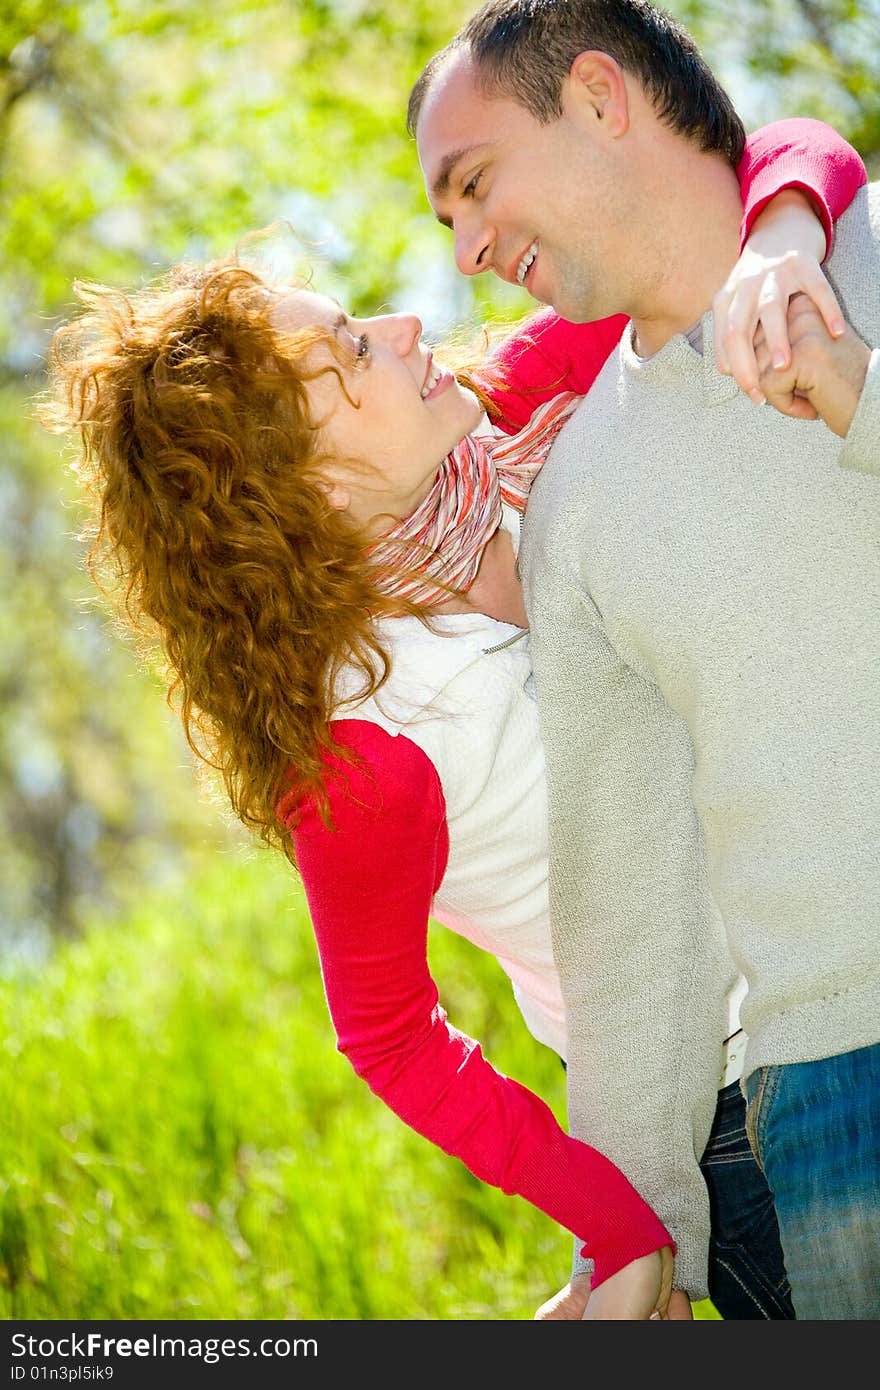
[454,217,493,277]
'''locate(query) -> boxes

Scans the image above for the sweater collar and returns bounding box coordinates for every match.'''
[621,311,743,407]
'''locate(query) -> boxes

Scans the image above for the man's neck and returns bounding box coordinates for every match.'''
[628,151,744,359]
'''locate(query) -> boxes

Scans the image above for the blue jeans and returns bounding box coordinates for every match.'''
[700,1080,794,1319]
[744,1041,880,1320]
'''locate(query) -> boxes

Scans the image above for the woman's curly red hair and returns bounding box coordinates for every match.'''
[43,257,432,859]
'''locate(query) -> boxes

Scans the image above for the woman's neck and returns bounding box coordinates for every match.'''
[437,526,528,628]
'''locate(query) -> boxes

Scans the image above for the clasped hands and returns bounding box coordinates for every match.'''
[534,1250,693,1322]
[712,200,870,436]
[747,292,870,436]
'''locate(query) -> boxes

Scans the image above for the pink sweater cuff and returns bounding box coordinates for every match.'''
[737,117,867,259]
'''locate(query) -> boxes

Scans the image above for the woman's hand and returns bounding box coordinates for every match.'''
[713,189,846,407]
[535,1247,685,1320]
[582,1247,676,1320]
[534,1271,592,1320]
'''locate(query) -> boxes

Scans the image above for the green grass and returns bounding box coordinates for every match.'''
[0,847,719,1320]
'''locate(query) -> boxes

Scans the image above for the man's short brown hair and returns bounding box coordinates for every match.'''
[408,0,745,166]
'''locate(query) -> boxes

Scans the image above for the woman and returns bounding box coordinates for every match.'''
[45,121,864,1319]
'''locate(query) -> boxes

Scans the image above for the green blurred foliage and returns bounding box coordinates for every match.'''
[0,854,572,1318]
[679,0,880,167]
[0,850,721,1318]
[1,0,498,362]
[0,382,243,956]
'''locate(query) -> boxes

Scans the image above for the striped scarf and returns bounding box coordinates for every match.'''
[366,390,581,607]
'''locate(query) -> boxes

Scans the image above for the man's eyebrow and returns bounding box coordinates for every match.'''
[430,144,484,202]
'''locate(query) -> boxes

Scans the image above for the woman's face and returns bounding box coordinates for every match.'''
[271,288,483,534]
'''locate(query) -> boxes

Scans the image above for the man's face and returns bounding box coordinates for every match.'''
[416,49,625,323]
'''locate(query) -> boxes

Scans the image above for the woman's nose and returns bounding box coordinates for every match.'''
[373,312,423,357]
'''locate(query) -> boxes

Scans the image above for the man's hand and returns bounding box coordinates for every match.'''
[535,1252,694,1321]
[664,1290,695,1320]
[754,292,871,436]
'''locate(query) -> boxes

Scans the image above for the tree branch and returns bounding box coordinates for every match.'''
[794,0,838,56]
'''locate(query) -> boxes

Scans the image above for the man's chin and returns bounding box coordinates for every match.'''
[545,305,594,325]
[522,266,600,323]
[538,285,599,324]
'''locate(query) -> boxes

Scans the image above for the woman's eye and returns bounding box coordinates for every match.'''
[355,333,370,361]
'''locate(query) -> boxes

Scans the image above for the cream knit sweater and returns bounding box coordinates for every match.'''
[519,184,880,1299]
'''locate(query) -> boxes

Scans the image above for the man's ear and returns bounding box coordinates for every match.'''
[565,50,630,138]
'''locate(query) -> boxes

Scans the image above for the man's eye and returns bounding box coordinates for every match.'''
[463,171,482,197]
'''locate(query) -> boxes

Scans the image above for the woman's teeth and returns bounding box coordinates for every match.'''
[421,362,443,398]
[516,241,538,286]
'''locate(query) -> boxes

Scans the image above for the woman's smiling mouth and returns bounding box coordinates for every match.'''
[420,355,452,399]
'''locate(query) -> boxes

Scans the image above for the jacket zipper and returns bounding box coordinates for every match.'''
[482,629,529,655]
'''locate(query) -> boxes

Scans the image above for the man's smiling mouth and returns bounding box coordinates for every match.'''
[516,240,538,286]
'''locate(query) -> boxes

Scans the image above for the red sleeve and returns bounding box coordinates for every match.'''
[737,117,866,260]
[480,119,865,435]
[288,717,673,1288]
[475,310,627,435]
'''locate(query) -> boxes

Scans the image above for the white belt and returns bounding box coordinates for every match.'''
[718,1028,747,1090]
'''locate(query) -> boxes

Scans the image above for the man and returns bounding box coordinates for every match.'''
[410,0,879,1318]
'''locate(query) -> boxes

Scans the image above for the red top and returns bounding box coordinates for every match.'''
[291,720,672,1286]
[284,119,866,1291]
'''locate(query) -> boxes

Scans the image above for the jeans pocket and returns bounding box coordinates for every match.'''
[745,1069,768,1172]
[745,1065,784,1175]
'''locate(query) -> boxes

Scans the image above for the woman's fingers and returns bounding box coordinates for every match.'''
[713,265,771,402]
[533,1271,591,1320]
[714,250,847,411]
[755,286,792,371]
[797,261,846,339]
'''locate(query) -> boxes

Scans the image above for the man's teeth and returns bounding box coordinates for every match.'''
[420,362,442,398]
[516,241,538,286]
